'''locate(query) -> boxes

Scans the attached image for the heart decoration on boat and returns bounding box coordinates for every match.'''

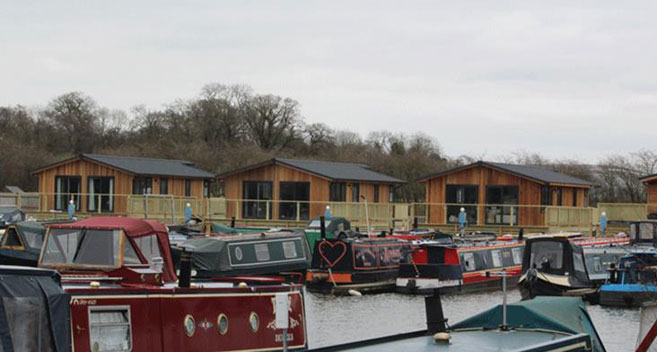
[318,240,348,268]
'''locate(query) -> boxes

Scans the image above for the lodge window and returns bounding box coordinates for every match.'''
[485,186,519,225]
[133,177,152,195]
[185,179,192,197]
[54,176,81,211]
[88,306,132,352]
[555,188,563,206]
[373,185,380,203]
[541,186,552,206]
[352,183,360,202]
[159,178,168,195]
[572,189,577,207]
[87,177,114,213]
[445,185,478,225]
[329,183,346,202]
[243,181,273,219]
[279,182,310,220]
[203,180,210,197]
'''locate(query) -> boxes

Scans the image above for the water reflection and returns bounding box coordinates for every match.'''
[305,289,640,351]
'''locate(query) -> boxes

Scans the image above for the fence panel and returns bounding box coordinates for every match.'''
[597,203,647,221]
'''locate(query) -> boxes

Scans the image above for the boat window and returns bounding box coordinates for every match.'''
[462,252,476,271]
[640,223,655,241]
[573,252,586,274]
[282,241,298,259]
[42,228,81,264]
[22,229,43,249]
[42,229,123,267]
[490,250,503,267]
[529,241,564,271]
[123,241,142,265]
[354,247,378,268]
[255,243,271,261]
[511,247,523,265]
[2,228,22,248]
[380,246,402,267]
[133,235,161,263]
[593,257,602,272]
[89,306,132,352]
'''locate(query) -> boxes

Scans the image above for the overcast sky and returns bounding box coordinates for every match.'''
[1,1,656,161]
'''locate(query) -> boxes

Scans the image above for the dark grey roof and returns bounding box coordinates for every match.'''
[276,158,405,183]
[82,154,215,178]
[420,161,594,186]
[219,158,405,184]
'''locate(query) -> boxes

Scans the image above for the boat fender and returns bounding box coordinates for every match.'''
[347,289,362,297]
[238,282,248,288]
[433,332,450,344]
[90,281,101,288]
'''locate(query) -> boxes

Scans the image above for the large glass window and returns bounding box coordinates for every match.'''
[446,185,478,224]
[242,181,272,219]
[329,183,346,202]
[485,186,519,225]
[54,176,81,211]
[352,183,360,202]
[555,188,563,206]
[159,178,168,195]
[279,182,310,220]
[529,241,564,273]
[185,179,192,197]
[572,189,578,207]
[373,185,380,203]
[541,186,552,206]
[88,177,114,213]
[132,178,152,195]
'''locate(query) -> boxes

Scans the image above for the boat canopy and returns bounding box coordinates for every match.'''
[0,207,25,226]
[176,231,312,278]
[0,265,70,352]
[43,217,177,282]
[451,296,605,352]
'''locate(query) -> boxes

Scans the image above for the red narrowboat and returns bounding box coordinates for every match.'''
[396,240,525,294]
[39,217,307,352]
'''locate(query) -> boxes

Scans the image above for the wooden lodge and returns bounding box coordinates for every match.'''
[33,154,215,214]
[418,161,595,227]
[640,173,657,216]
[217,158,405,221]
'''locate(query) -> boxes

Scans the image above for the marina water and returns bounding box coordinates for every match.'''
[305,289,640,351]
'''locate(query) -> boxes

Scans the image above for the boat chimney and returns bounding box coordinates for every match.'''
[230,217,236,228]
[179,250,193,288]
[518,228,524,242]
[413,217,419,230]
[425,289,448,335]
[320,216,326,239]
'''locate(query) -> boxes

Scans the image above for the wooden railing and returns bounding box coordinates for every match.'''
[1,192,653,233]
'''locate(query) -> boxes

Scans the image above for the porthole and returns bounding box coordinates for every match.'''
[217,313,229,335]
[184,314,196,337]
[235,247,243,261]
[248,312,259,333]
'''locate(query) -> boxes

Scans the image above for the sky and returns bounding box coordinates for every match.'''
[1,1,656,161]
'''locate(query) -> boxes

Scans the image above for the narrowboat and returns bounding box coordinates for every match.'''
[0,221,45,266]
[171,230,312,283]
[38,217,308,351]
[396,240,524,294]
[629,220,657,246]
[311,289,605,352]
[518,233,629,301]
[599,250,657,307]
[305,217,411,294]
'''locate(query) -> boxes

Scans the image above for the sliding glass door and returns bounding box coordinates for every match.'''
[54,176,81,211]
[445,185,478,224]
[485,186,519,225]
[279,182,310,220]
[242,181,273,219]
[88,177,114,213]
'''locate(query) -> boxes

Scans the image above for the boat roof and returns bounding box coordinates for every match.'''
[50,216,168,237]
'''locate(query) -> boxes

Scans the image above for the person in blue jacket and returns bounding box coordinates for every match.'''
[600,211,608,236]
[67,199,76,220]
[458,207,467,236]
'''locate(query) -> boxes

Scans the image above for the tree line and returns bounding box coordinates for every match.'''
[0,83,655,204]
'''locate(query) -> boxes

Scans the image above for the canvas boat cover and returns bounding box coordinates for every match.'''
[177,231,312,277]
[0,265,70,352]
[451,296,605,352]
[0,208,25,227]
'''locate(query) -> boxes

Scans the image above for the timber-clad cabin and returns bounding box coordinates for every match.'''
[418,161,595,226]
[218,158,405,221]
[33,154,215,214]
[640,173,657,216]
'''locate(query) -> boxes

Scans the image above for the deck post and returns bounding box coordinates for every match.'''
[510,206,514,227]
[97,194,101,214]
[266,201,270,220]
[296,201,300,222]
